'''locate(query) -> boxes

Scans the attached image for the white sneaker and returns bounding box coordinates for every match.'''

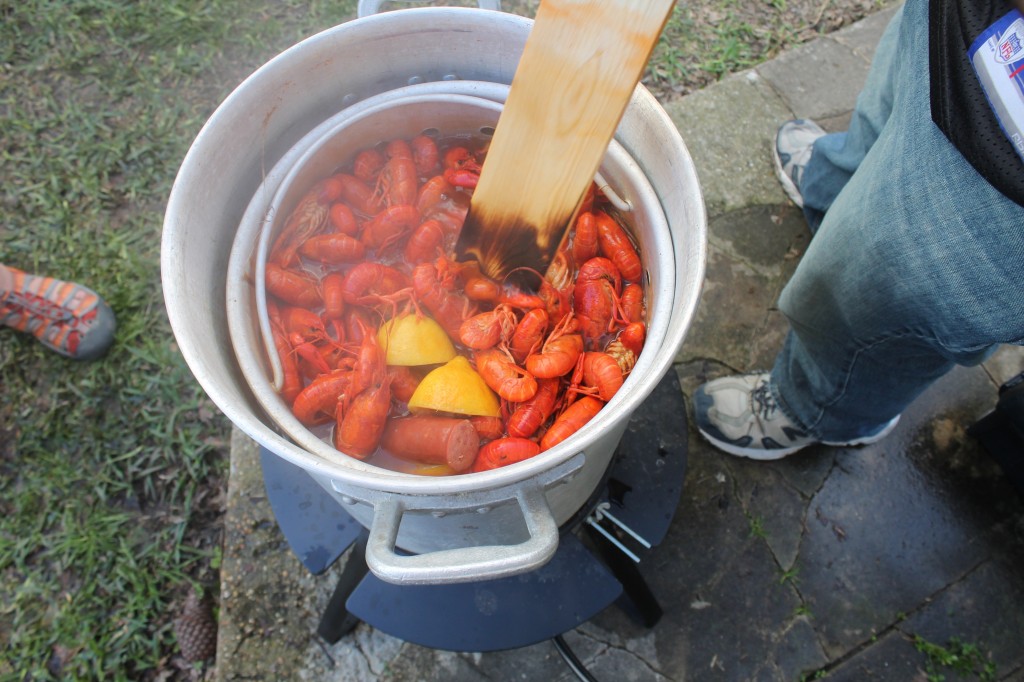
[772,119,826,208]
[693,372,900,460]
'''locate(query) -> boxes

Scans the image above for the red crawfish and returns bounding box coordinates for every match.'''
[265,262,321,309]
[442,146,481,172]
[334,376,393,459]
[328,202,359,236]
[332,173,381,216]
[508,307,549,365]
[469,416,505,441]
[604,321,646,374]
[572,211,599,264]
[361,205,420,251]
[474,347,538,403]
[620,283,645,324]
[541,249,574,322]
[352,148,386,183]
[388,365,421,404]
[594,210,642,282]
[268,184,330,266]
[298,232,366,264]
[580,351,624,402]
[411,259,474,340]
[471,437,541,472]
[416,175,455,216]
[458,304,517,350]
[540,395,604,451]
[461,273,544,311]
[341,262,410,308]
[404,219,446,265]
[385,138,412,160]
[322,272,346,320]
[507,377,560,439]
[411,134,440,175]
[604,339,637,375]
[525,313,583,379]
[619,321,646,355]
[573,257,622,348]
[376,156,418,207]
[292,370,350,426]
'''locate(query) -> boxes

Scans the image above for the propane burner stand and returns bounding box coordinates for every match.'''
[259,371,688,652]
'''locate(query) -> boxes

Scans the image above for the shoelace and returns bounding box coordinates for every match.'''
[1,290,74,324]
[751,380,778,421]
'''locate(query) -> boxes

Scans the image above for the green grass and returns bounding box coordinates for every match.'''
[914,636,997,682]
[0,0,892,678]
[0,1,360,678]
[647,2,795,95]
[644,0,891,97]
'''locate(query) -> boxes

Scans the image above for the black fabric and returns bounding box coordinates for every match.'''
[969,372,1024,501]
[929,0,1024,206]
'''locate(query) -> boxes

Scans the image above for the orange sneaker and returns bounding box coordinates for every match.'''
[0,267,116,360]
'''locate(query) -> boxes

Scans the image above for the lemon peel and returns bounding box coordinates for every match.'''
[377,313,457,366]
[408,356,501,418]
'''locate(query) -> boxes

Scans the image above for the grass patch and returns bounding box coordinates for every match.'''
[644,0,894,98]
[646,1,799,96]
[914,636,997,682]
[747,513,767,539]
[1,1,359,678]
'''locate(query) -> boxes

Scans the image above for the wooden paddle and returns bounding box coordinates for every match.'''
[455,0,676,282]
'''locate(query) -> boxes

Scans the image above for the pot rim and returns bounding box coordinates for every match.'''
[163,7,706,497]
[227,86,678,492]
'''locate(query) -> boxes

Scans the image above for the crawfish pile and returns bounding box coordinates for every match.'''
[264,133,647,476]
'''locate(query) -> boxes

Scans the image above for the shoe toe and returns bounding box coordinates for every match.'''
[73,300,116,361]
[694,378,755,445]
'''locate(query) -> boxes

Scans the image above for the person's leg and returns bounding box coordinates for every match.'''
[0,262,116,360]
[796,3,904,232]
[771,0,1024,442]
[695,0,1024,456]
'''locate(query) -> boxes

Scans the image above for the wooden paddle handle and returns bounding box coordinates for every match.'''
[459,0,676,280]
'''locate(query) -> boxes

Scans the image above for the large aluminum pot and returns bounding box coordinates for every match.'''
[161,7,707,585]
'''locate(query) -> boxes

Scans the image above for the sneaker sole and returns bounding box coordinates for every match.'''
[697,415,901,461]
[696,427,808,461]
[772,142,805,209]
[822,415,901,447]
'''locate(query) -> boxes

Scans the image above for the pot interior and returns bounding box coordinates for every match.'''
[227,90,675,478]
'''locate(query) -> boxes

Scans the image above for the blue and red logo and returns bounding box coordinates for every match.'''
[994,19,1024,64]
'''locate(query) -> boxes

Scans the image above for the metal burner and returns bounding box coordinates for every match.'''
[260,371,688,651]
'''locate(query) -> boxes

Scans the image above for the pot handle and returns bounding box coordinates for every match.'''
[357,0,502,18]
[364,484,559,584]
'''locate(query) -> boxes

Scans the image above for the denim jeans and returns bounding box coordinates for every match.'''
[771,0,1024,442]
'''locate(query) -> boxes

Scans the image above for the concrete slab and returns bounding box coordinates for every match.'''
[756,36,872,122]
[831,5,904,63]
[676,205,808,370]
[664,73,792,215]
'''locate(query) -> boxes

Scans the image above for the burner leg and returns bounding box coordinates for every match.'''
[553,634,600,682]
[317,531,370,643]
[584,523,663,628]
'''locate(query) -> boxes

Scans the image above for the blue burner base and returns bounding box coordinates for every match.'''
[259,370,688,651]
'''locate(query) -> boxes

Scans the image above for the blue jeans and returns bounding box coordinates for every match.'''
[771,0,1024,442]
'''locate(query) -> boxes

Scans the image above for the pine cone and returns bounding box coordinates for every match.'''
[173,590,217,662]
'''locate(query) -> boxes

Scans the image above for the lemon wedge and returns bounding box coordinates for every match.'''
[377,313,457,366]
[408,356,501,417]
